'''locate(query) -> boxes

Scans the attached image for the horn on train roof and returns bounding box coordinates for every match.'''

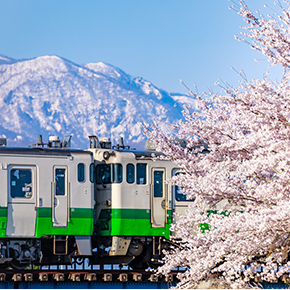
[89,135,101,149]
[113,137,130,150]
[30,135,72,149]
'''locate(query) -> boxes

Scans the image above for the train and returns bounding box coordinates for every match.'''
[0,135,193,270]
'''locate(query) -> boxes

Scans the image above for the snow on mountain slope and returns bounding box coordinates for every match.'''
[0,54,193,149]
[0,55,16,65]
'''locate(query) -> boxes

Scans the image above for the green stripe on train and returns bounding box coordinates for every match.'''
[0,207,94,238]
[97,208,172,239]
[0,207,173,239]
[0,208,7,237]
[35,207,94,237]
[37,207,94,219]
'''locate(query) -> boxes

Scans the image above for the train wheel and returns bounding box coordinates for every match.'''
[0,262,8,270]
[129,243,164,270]
[148,261,162,269]
[129,259,149,270]
[75,257,84,265]
[9,260,30,270]
[129,245,152,270]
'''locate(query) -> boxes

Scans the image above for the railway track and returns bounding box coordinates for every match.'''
[0,259,182,284]
[0,266,289,289]
[0,269,178,283]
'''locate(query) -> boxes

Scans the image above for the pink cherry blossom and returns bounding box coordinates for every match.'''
[146,1,290,288]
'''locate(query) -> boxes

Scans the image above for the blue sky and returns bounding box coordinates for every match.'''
[0,0,283,94]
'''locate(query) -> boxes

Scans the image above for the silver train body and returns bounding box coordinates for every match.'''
[0,135,192,269]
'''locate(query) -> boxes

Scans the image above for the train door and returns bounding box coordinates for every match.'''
[52,166,69,228]
[151,168,166,228]
[7,166,37,237]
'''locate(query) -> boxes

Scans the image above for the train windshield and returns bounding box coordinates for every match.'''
[96,163,123,184]
[96,164,111,184]
[112,164,122,183]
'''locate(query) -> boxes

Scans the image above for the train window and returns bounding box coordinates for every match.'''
[89,163,94,183]
[153,171,163,197]
[113,164,123,183]
[77,163,85,182]
[174,186,195,201]
[172,168,195,202]
[126,164,135,183]
[55,169,66,196]
[96,164,111,184]
[137,163,147,185]
[175,186,188,201]
[11,169,32,198]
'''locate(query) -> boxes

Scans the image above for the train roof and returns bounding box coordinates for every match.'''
[110,149,165,160]
[0,147,92,157]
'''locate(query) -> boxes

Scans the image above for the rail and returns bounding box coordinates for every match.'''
[0,259,182,287]
[0,260,289,289]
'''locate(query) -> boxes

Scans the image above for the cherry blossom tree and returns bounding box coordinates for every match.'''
[146,1,290,288]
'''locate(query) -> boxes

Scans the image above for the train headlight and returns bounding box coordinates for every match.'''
[103,151,110,160]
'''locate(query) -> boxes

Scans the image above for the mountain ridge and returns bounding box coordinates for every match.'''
[0,54,193,149]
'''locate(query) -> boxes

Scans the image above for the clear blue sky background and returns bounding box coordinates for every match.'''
[0,0,283,94]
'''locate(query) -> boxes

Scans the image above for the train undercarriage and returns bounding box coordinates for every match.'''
[0,235,169,270]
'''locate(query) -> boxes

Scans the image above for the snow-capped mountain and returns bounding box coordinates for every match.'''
[0,54,192,149]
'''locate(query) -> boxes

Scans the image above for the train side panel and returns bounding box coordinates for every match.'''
[91,149,175,240]
[0,148,94,239]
